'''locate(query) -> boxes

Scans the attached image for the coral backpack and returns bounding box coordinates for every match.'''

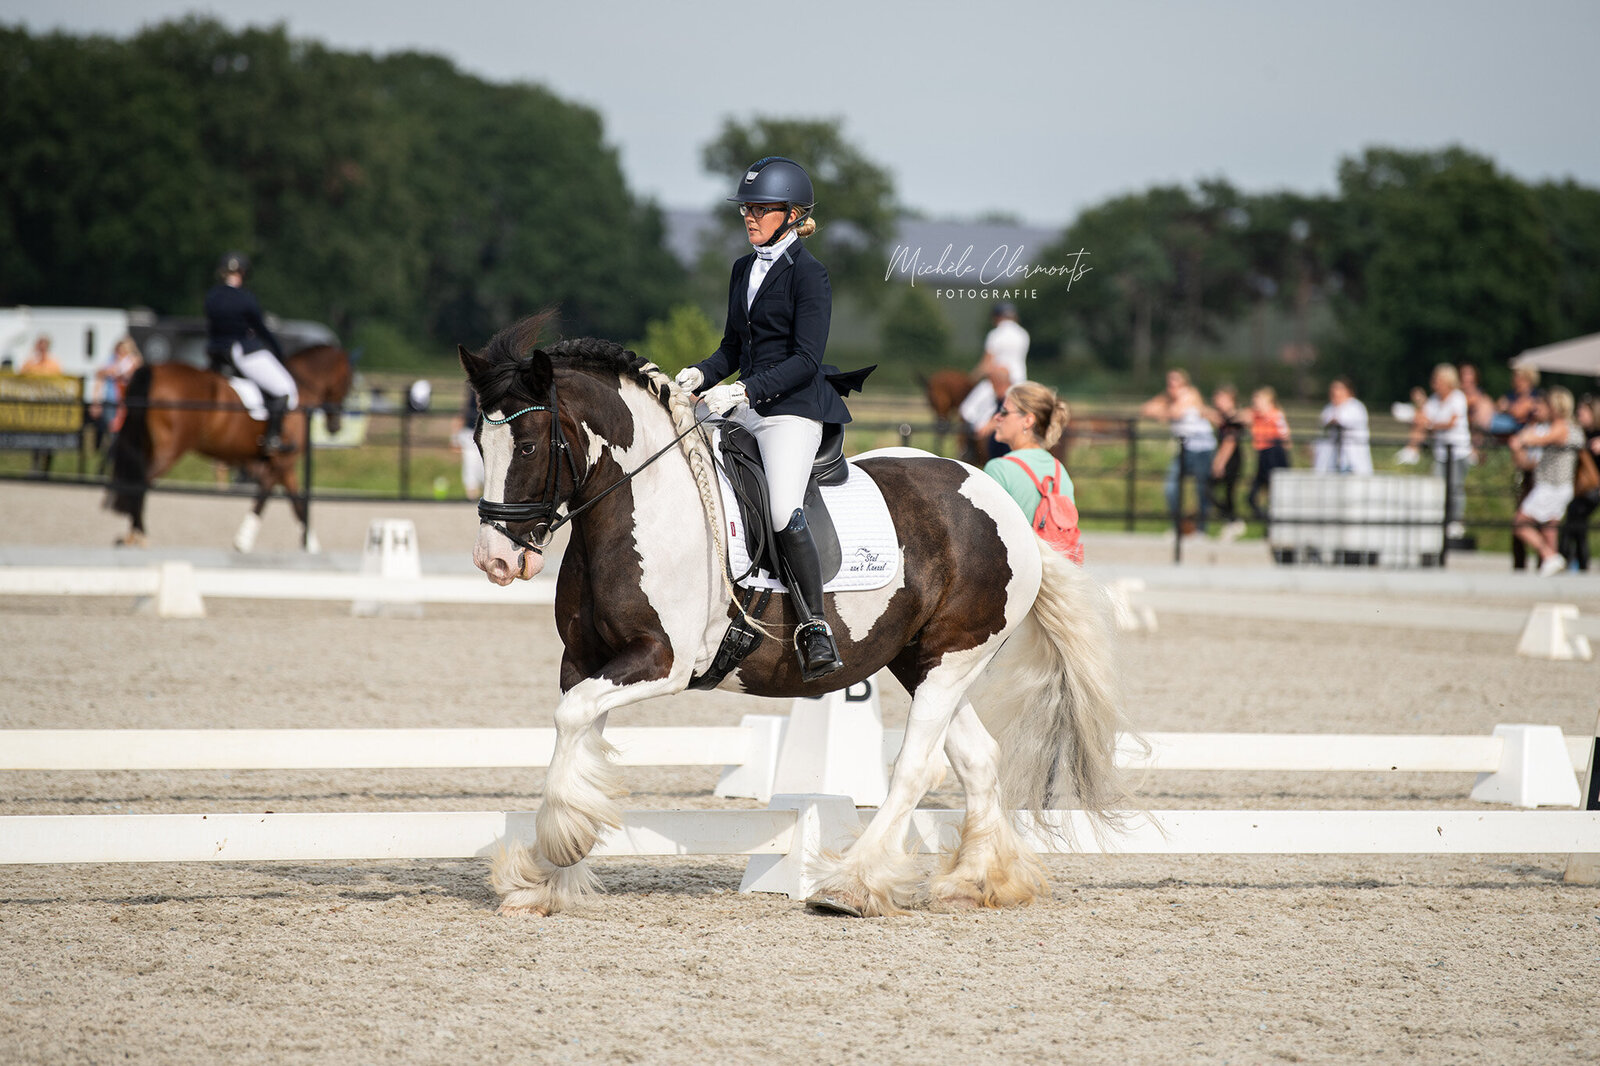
[1004,455,1084,564]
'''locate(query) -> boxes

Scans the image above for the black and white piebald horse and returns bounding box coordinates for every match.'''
[460,316,1129,917]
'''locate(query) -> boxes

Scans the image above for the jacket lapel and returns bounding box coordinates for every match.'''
[734,253,757,327]
[749,243,799,313]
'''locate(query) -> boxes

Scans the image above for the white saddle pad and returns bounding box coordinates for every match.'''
[226,377,267,421]
[715,439,901,593]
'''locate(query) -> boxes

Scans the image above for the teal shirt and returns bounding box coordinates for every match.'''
[983,447,1075,522]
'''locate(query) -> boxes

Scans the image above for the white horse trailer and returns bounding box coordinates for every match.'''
[0,306,136,398]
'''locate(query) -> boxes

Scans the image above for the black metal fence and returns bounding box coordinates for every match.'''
[2,394,1592,569]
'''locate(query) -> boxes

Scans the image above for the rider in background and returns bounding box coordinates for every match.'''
[205,252,297,454]
[676,156,858,683]
[960,301,1030,461]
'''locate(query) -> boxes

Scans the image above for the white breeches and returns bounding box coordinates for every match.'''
[727,406,823,526]
[234,345,298,408]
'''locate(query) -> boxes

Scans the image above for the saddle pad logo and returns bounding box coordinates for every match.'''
[846,546,889,575]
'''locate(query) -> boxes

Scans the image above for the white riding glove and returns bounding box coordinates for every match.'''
[674,366,704,392]
[703,382,747,416]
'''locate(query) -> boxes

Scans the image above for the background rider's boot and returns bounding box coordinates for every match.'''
[774,508,843,682]
[259,395,291,454]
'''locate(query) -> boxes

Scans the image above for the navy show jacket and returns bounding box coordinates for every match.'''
[692,240,852,424]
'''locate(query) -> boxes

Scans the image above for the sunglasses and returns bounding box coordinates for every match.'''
[996,406,1021,419]
[737,203,789,220]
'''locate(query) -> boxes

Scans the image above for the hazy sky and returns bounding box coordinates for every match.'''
[8,0,1598,227]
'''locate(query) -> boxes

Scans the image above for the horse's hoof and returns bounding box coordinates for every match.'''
[497,902,552,917]
[805,892,865,918]
[927,891,983,913]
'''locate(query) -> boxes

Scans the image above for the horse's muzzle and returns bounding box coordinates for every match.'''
[474,523,544,584]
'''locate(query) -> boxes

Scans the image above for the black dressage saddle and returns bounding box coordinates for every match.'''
[717,421,848,584]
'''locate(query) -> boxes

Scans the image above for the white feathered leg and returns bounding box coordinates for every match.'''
[806,669,980,917]
[494,683,621,915]
[929,701,1047,909]
[494,674,687,915]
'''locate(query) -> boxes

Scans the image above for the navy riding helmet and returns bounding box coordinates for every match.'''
[727,156,815,208]
[217,251,251,278]
[728,157,815,246]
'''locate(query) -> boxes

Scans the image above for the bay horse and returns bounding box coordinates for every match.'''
[107,346,354,551]
[461,316,1129,918]
[921,367,981,461]
[923,367,1073,466]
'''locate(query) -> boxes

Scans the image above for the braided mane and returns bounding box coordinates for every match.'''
[470,313,676,416]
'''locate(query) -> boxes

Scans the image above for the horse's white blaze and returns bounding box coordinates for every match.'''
[474,411,535,582]
[479,412,514,502]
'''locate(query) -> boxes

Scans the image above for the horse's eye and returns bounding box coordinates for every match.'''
[518,441,537,458]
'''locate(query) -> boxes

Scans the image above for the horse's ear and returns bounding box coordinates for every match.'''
[458,344,488,383]
[523,348,554,396]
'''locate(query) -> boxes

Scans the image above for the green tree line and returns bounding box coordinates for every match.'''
[5,19,1597,401]
[1028,147,1600,399]
[0,17,685,359]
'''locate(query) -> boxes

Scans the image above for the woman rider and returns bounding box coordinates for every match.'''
[205,252,297,454]
[675,157,860,682]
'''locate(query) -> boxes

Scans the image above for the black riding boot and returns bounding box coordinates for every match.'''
[259,395,292,455]
[774,508,844,682]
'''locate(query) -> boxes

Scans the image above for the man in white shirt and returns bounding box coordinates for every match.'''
[960,302,1030,457]
[1314,377,1373,474]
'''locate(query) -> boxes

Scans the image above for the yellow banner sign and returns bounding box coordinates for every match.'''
[0,373,84,434]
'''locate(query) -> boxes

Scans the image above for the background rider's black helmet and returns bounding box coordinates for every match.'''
[217,251,251,278]
[726,157,815,208]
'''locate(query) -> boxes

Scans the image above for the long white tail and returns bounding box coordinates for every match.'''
[979,545,1133,836]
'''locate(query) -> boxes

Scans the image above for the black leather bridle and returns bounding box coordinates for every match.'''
[476,382,713,556]
[475,386,581,555]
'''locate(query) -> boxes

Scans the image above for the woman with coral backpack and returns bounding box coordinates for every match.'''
[980,380,1083,563]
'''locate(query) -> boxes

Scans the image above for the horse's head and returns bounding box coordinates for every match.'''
[459,318,580,585]
[288,345,355,433]
[460,316,688,587]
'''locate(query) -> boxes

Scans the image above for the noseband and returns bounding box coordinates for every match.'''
[476,382,712,556]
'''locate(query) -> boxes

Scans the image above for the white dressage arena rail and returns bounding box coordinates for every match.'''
[0,727,754,770]
[0,562,556,608]
[5,708,1596,892]
[3,803,1598,901]
[1,721,1585,808]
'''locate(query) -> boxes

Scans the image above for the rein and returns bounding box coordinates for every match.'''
[477,384,714,556]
